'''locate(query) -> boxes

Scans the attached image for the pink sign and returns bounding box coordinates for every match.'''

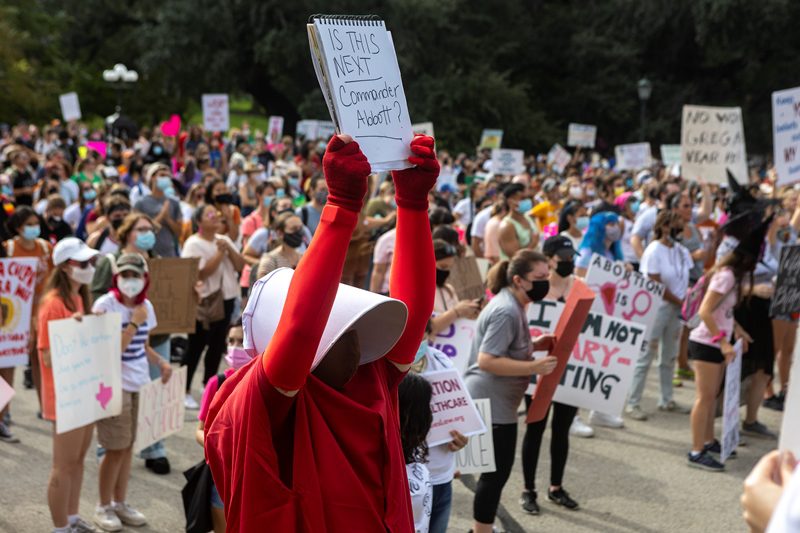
[160,114,181,137]
[86,141,107,159]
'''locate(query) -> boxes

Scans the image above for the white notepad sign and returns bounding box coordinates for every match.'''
[308,15,413,172]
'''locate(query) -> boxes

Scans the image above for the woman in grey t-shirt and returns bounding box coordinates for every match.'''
[464,249,557,533]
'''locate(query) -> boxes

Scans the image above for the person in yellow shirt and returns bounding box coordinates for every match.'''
[529,178,561,230]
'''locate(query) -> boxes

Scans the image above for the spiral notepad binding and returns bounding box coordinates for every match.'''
[308,14,383,26]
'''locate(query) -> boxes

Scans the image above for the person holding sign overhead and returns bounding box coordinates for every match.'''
[37,237,100,533]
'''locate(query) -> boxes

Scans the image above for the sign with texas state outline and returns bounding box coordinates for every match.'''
[49,313,122,434]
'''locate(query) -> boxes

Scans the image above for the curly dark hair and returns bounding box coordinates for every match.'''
[399,372,433,464]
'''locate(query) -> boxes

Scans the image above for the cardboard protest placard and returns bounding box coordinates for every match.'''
[0,258,38,368]
[779,339,800,457]
[479,129,503,149]
[660,144,681,166]
[771,244,800,316]
[448,255,485,301]
[567,123,597,148]
[490,149,525,176]
[721,340,743,463]
[615,142,652,170]
[429,318,477,376]
[134,366,187,453]
[681,105,747,184]
[307,16,413,172]
[148,258,199,335]
[268,116,285,144]
[527,300,647,417]
[412,122,435,137]
[59,92,82,122]
[527,279,595,423]
[0,376,14,413]
[585,253,665,335]
[202,94,230,132]
[422,369,486,447]
[772,87,800,186]
[50,313,122,434]
[455,399,495,474]
[547,144,572,174]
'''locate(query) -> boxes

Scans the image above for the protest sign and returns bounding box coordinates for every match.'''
[779,339,800,457]
[721,341,743,463]
[475,258,491,283]
[547,144,572,174]
[660,144,682,166]
[585,253,665,335]
[0,258,37,368]
[681,105,747,184]
[49,313,122,434]
[0,376,14,413]
[771,244,800,316]
[202,94,230,132]
[134,366,187,453]
[448,255,485,301]
[527,300,647,417]
[490,149,525,175]
[307,17,413,171]
[455,399,495,474]
[429,318,477,376]
[422,369,486,447]
[527,279,595,423]
[479,129,503,149]
[296,119,336,140]
[59,92,82,122]
[86,141,107,160]
[615,143,652,170]
[148,258,199,335]
[267,116,284,144]
[412,122,435,137]
[773,87,800,185]
[567,123,597,148]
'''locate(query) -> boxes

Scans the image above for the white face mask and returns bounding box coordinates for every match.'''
[69,265,95,285]
[569,186,583,198]
[118,277,145,299]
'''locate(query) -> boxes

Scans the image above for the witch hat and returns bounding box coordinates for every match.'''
[722,169,778,240]
[734,214,774,262]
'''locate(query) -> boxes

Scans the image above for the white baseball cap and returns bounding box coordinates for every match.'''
[242,268,409,369]
[52,237,100,266]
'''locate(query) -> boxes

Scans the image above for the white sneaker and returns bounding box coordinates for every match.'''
[70,517,99,532]
[589,410,625,428]
[184,394,200,410]
[569,416,594,438]
[113,501,147,527]
[93,505,122,532]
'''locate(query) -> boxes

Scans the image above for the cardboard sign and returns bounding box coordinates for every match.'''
[59,92,82,122]
[422,369,486,447]
[202,94,230,132]
[490,149,525,175]
[0,376,14,413]
[455,398,495,474]
[268,116,285,144]
[50,313,122,434]
[779,338,800,457]
[479,129,503,149]
[721,341,743,463]
[615,142,652,170]
[527,300,647,417]
[148,258,199,335]
[429,318,477,376]
[660,144,682,166]
[547,143,572,174]
[681,105,747,184]
[772,87,800,186]
[772,244,800,316]
[0,258,38,368]
[412,122,435,137]
[585,253,665,335]
[448,255,485,301]
[134,366,187,453]
[527,279,595,423]
[567,123,597,148]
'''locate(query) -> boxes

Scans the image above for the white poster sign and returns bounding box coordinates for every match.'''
[0,376,14,413]
[567,123,597,148]
[134,366,187,453]
[615,143,652,170]
[422,369,486,447]
[412,122,435,137]
[428,318,477,376]
[202,94,230,132]
[547,143,572,174]
[0,258,38,368]
[660,144,682,166]
[779,338,800,457]
[479,129,503,149]
[721,340,743,463]
[455,398,495,474]
[772,87,800,186]
[296,119,336,140]
[59,92,82,122]
[267,116,285,144]
[490,149,525,175]
[681,105,747,184]
[50,314,122,434]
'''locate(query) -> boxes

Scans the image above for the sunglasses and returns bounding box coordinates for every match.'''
[67,257,98,268]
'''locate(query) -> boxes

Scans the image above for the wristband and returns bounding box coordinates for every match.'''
[128,321,141,330]
[711,330,727,344]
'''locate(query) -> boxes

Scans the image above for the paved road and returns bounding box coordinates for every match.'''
[0,361,784,532]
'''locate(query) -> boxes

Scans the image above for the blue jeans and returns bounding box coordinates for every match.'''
[139,338,170,460]
[429,481,453,533]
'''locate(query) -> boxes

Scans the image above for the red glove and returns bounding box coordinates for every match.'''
[392,135,440,211]
[322,135,371,213]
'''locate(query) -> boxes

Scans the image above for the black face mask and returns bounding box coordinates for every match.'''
[283,230,303,248]
[670,227,683,242]
[525,279,550,302]
[215,193,234,205]
[555,261,574,278]
[435,268,450,287]
[110,218,124,230]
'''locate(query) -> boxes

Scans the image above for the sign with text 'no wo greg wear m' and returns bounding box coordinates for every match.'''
[681,105,747,184]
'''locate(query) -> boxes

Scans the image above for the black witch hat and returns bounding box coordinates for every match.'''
[734,214,774,261]
[721,169,777,240]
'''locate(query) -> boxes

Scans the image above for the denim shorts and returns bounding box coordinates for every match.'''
[210,482,224,509]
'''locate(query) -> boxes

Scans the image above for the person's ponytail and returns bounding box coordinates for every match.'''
[487,250,548,295]
[487,260,511,295]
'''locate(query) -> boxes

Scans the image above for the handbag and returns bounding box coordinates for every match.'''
[182,459,214,533]
[196,275,225,329]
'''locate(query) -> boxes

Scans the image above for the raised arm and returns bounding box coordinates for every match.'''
[261,135,370,392]
[384,135,439,368]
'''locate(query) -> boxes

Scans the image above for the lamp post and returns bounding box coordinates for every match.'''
[102,64,138,145]
[637,78,652,142]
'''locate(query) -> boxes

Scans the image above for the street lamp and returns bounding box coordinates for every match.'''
[103,64,138,145]
[637,78,652,142]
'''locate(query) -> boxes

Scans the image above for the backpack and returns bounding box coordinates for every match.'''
[681,274,710,329]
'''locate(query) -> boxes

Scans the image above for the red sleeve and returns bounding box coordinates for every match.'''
[384,205,435,365]
[261,204,358,391]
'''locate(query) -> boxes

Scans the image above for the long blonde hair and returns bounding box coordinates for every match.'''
[44,265,91,312]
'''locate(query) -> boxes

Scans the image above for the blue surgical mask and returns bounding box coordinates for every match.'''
[22,224,40,240]
[263,196,274,207]
[276,189,286,199]
[630,200,641,214]
[517,198,533,214]
[135,230,156,251]
[153,145,163,156]
[576,216,589,231]
[156,177,172,191]
[1,185,11,196]
[288,177,299,190]
[414,340,429,364]
[83,189,97,201]
[164,187,177,198]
